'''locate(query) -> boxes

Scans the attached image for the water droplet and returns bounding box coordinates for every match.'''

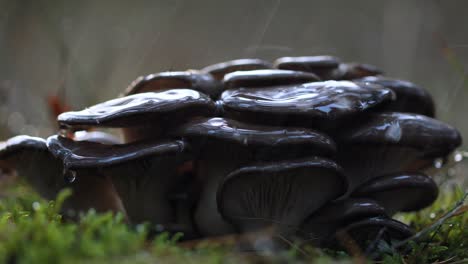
[434,158,444,169]
[63,168,76,183]
[32,201,41,211]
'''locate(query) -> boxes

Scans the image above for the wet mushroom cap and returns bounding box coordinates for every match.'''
[124,71,220,98]
[352,172,438,214]
[223,69,320,90]
[0,135,47,159]
[335,217,413,246]
[357,76,435,117]
[300,198,387,244]
[47,135,189,225]
[174,117,337,159]
[273,56,341,79]
[47,135,186,170]
[201,58,273,80]
[338,112,462,158]
[219,81,395,129]
[217,157,348,233]
[335,63,383,80]
[303,198,387,228]
[58,89,216,130]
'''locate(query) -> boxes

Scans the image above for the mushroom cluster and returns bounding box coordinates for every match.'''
[0,55,462,251]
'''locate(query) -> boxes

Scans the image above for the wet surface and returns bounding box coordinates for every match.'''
[47,135,186,169]
[174,117,336,156]
[58,89,216,128]
[124,71,221,98]
[220,80,395,129]
[357,76,435,117]
[223,69,320,90]
[337,112,462,157]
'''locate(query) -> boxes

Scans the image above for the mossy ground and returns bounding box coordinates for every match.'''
[0,157,467,264]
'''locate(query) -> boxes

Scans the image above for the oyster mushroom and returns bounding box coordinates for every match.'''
[300,198,387,246]
[0,135,125,215]
[47,135,189,226]
[356,76,435,117]
[219,80,395,131]
[201,58,273,81]
[124,71,221,99]
[352,172,438,215]
[174,117,337,236]
[273,55,341,79]
[58,89,216,142]
[217,157,348,237]
[223,69,320,90]
[332,217,413,250]
[336,112,462,191]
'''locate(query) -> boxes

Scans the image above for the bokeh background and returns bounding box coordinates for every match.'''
[0,0,467,147]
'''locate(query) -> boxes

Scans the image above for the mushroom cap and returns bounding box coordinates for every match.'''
[0,135,66,200]
[73,131,122,145]
[58,89,216,129]
[223,69,320,90]
[0,135,47,159]
[47,135,187,170]
[334,63,383,80]
[174,117,336,159]
[201,58,273,80]
[333,217,413,248]
[357,76,435,117]
[300,198,387,245]
[219,81,395,129]
[352,172,438,214]
[124,71,221,98]
[338,112,462,158]
[274,55,341,72]
[217,157,348,234]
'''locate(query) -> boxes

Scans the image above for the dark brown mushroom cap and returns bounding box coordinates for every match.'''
[219,81,395,129]
[334,217,413,248]
[217,157,348,234]
[338,112,462,158]
[201,58,273,80]
[174,117,336,159]
[223,69,320,90]
[58,89,216,129]
[47,135,187,170]
[356,76,435,117]
[300,198,387,245]
[352,173,438,214]
[274,55,341,71]
[0,135,47,159]
[334,63,383,80]
[124,71,221,98]
[0,135,67,200]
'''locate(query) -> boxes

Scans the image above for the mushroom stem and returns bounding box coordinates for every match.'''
[194,143,250,236]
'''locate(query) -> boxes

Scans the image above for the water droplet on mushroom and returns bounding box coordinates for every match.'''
[454,152,463,163]
[59,128,68,137]
[63,168,76,183]
[433,158,444,169]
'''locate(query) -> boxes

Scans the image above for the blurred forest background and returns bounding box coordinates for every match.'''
[0,0,467,147]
